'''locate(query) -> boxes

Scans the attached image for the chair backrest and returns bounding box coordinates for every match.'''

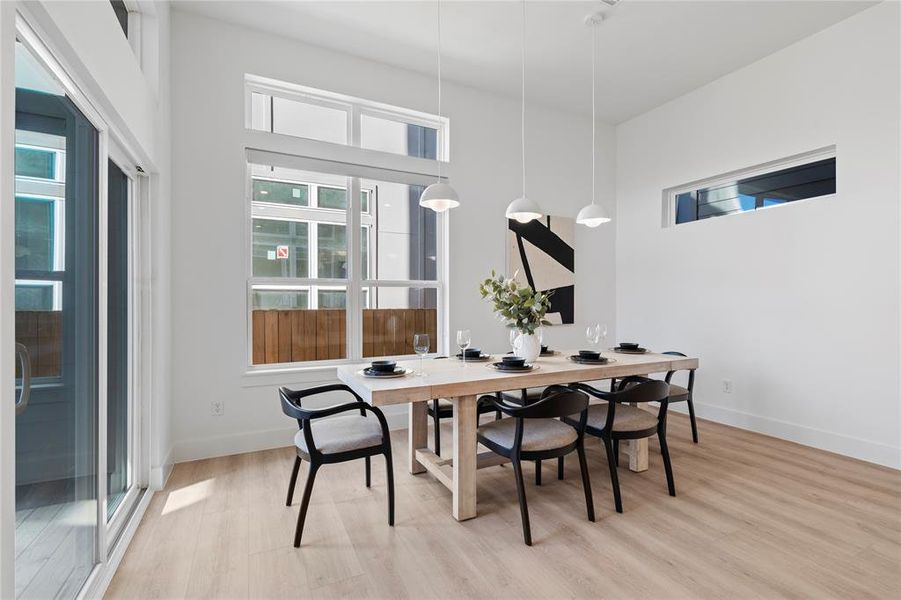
[662,351,695,390]
[611,379,670,405]
[279,386,305,424]
[511,385,589,419]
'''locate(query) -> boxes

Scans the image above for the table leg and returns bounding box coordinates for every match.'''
[451,395,477,521]
[408,401,427,474]
[624,438,649,472]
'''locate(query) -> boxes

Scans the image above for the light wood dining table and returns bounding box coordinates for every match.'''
[337,350,699,521]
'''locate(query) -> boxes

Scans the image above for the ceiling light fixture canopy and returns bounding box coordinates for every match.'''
[419,0,460,213]
[576,11,611,229]
[505,0,543,224]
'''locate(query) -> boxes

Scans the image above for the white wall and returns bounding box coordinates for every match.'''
[615,2,900,468]
[169,10,616,462]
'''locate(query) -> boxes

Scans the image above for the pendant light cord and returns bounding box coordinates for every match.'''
[591,22,596,206]
[521,0,526,199]
[436,0,442,181]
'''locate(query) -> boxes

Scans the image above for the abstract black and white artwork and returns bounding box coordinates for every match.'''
[507,216,575,325]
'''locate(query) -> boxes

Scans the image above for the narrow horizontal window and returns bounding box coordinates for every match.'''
[670,153,836,225]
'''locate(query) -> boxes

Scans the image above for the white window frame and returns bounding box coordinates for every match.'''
[662,145,837,228]
[244,77,450,372]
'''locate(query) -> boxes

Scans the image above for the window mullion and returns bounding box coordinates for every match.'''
[348,176,362,361]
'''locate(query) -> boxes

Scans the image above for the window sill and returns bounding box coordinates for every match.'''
[241,364,341,388]
[242,353,442,388]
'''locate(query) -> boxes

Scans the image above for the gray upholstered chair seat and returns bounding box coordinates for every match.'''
[623,380,689,399]
[295,414,383,454]
[478,417,577,451]
[585,403,658,432]
[436,398,453,408]
[667,384,690,398]
[500,387,547,405]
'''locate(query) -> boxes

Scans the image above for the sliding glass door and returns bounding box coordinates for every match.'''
[11,30,144,598]
[13,39,99,599]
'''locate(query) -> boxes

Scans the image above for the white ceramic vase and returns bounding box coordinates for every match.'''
[512,332,541,363]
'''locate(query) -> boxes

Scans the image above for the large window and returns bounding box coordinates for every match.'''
[246,78,447,367]
[667,148,836,226]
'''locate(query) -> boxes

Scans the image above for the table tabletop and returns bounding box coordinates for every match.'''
[336,350,699,406]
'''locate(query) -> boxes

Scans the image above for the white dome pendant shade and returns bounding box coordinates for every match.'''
[419,181,460,212]
[419,0,460,213]
[505,0,543,224]
[576,12,612,229]
[506,195,543,223]
[576,202,610,227]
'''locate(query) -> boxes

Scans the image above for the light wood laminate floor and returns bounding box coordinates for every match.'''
[106,413,901,599]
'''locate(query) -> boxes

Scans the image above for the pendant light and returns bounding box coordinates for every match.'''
[419,0,460,213]
[576,13,611,228]
[505,0,543,224]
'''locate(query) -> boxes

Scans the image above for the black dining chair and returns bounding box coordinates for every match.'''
[279,384,394,547]
[560,379,674,513]
[614,351,699,443]
[477,385,594,546]
[500,387,549,484]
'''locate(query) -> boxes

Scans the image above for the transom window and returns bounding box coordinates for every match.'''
[245,77,447,368]
[666,147,836,226]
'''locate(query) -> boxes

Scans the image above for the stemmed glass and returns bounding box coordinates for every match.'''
[413,333,430,377]
[457,329,471,365]
[586,323,601,349]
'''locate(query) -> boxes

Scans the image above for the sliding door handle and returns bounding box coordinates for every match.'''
[15,343,31,416]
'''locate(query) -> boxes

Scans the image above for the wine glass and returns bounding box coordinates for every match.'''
[413,333,430,376]
[456,329,471,365]
[599,323,608,351]
[586,323,601,349]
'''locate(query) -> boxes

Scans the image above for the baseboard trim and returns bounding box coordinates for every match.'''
[674,401,901,469]
[171,406,410,464]
[149,450,173,490]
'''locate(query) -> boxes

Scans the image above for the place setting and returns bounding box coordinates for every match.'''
[360,359,412,379]
[488,354,539,373]
[569,322,613,364]
[612,342,650,354]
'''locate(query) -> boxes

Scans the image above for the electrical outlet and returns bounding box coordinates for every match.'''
[722,379,733,394]
[211,400,225,416]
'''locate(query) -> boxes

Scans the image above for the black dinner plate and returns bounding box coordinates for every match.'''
[613,347,648,354]
[363,367,408,377]
[490,361,534,371]
[455,353,491,361]
[569,355,609,364]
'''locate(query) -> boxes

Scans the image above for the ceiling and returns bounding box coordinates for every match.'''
[174,0,875,123]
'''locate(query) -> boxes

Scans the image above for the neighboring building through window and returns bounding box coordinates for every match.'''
[246,77,446,366]
[668,149,836,225]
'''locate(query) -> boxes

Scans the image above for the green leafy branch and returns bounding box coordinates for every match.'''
[478,269,553,335]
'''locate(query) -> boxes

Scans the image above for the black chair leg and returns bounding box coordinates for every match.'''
[294,462,319,547]
[535,460,542,486]
[365,456,371,488]
[602,437,623,513]
[286,455,301,506]
[577,443,595,522]
[687,397,699,443]
[384,451,395,526]
[659,431,676,496]
[495,409,502,420]
[557,456,564,480]
[432,400,441,457]
[511,458,532,546]
[613,439,620,466]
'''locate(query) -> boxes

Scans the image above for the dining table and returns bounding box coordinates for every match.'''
[336,350,699,521]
